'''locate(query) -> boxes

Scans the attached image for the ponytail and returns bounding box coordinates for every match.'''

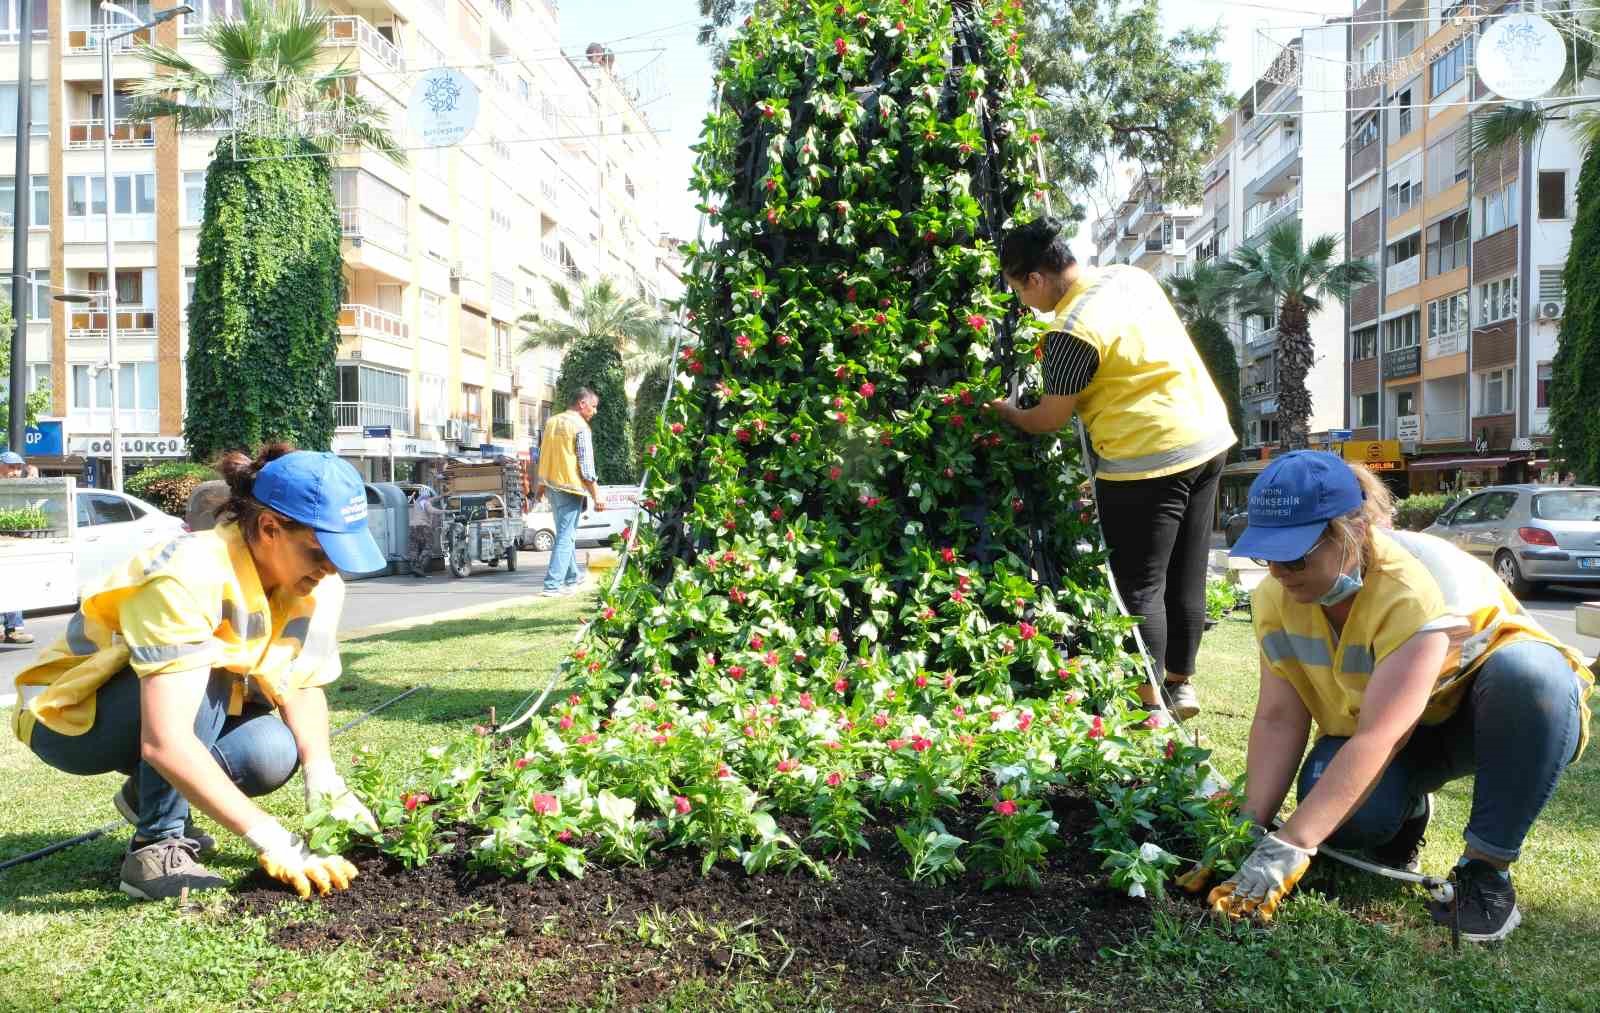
[214,442,302,543]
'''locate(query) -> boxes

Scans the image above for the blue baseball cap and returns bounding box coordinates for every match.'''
[1231,450,1364,562]
[253,451,386,575]
[0,451,23,466]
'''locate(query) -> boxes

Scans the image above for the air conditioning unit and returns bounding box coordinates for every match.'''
[1511,436,1534,452]
[1537,300,1564,320]
[446,418,471,442]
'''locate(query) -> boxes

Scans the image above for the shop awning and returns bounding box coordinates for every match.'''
[1407,455,1512,471]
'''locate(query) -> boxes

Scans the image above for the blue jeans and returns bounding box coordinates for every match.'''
[28,666,300,841]
[1298,640,1584,863]
[3,610,22,631]
[543,488,587,592]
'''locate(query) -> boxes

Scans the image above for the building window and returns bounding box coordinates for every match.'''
[88,269,145,307]
[336,363,408,409]
[1355,35,1380,81]
[1425,130,1469,195]
[1394,86,1414,137]
[0,83,47,136]
[0,174,48,227]
[1353,325,1378,360]
[1385,233,1420,268]
[1538,170,1567,220]
[1426,211,1469,276]
[1356,392,1380,428]
[1386,154,1421,216]
[419,289,445,339]
[1352,115,1379,151]
[461,384,483,424]
[184,266,198,315]
[1383,312,1419,351]
[1395,390,1416,417]
[71,362,158,413]
[421,209,450,262]
[1479,179,1519,237]
[1478,276,1518,324]
[1428,291,1469,338]
[28,268,47,318]
[67,173,155,218]
[1350,176,1381,220]
[1537,361,1553,409]
[1393,19,1416,57]
[1430,39,1468,97]
[183,171,205,225]
[491,391,513,438]
[1478,367,1514,416]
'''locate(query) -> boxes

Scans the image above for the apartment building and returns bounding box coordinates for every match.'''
[1089,171,1200,280]
[1343,0,1575,493]
[1,0,682,485]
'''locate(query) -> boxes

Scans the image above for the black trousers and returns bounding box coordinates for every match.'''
[1093,452,1224,679]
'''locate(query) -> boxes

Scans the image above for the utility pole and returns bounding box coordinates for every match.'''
[6,0,32,455]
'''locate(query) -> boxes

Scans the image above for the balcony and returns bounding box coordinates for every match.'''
[334,401,412,434]
[339,206,408,256]
[1385,256,1420,293]
[491,421,513,440]
[1246,327,1279,357]
[1245,134,1301,198]
[1244,188,1301,244]
[67,296,156,338]
[1243,379,1277,400]
[325,16,405,74]
[65,117,155,150]
[338,303,410,345]
[1423,409,1465,441]
[63,23,150,54]
[1425,330,1466,359]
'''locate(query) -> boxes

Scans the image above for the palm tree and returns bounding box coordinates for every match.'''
[518,277,669,382]
[1164,262,1243,455]
[127,0,402,162]
[1220,221,1374,451]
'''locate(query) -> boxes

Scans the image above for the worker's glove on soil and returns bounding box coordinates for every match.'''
[1207,832,1314,923]
[1176,818,1265,894]
[304,759,378,833]
[246,819,359,900]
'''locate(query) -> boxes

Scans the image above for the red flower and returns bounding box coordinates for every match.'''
[515,757,531,769]
[736,428,752,443]
[855,10,868,24]
[1012,498,1025,512]
[761,104,776,119]
[776,333,791,346]
[766,209,779,224]
[1164,739,1178,760]
[923,230,938,243]
[879,434,893,447]
[573,648,587,661]
[994,799,1018,816]
[1018,621,1037,640]
[1088,715,1105,740]
[886,738,906,751]
[859,381,876,397]
[826,771,844,788]
[967,314,987,330]
[829,465,842,480]
[577,733,598,745]
[531,793,559,816]
[895,18,906,30]
[943,467,955,478]
[689,360,704,374]
[674,795,692,815]
[1017,712,1033,732]
[770,506,784,521]
[603,606,616,620]
[959,142,974,155]
[716,763,733,779]
[873,312,886,325]
[910,736,932,752]
[764,650,779,666]
[835,36,848,55]
[729,665,746,680]
[960,390,974,406]
[915,673,928,688]
[950,589,965,604]
[833,677,850,694]
[402,791,430,812]
[865,496,881,508]
[940,547,956,564]
[776,758,798,773]
[835,411,849,424]
[568,694,581,707]
[1029,131,1041,144]
[670,422,684,435]
[835,365,848,379]
[951,413,965,428]
[652,734,669,746]
[559,715,574,731]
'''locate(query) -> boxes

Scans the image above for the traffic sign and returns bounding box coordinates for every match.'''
[1327,428,1353,442]
[363,426,393,439]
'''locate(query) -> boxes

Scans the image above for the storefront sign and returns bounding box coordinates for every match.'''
[1342,439,1406,471]
[70,435,187,458]
[1396,415,1420,442]
[0,420,65,457]
[1478,14,1566,101]
[1383,346,1421,380]
[409,68,479,148]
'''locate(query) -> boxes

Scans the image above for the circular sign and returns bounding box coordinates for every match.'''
[408,68,480,148]
[1477,14,1566,101]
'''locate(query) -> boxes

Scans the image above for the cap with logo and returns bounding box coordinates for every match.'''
[1230,450,1364,562]
[252,451,386,575]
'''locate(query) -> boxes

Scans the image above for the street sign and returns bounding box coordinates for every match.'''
[0,420,64,457]
[1327,428,1353,442]
[1396,415,1421,442]
[363,426,393,439]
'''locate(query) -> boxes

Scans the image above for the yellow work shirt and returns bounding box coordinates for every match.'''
[1252,529,1592,754]
[12,522,345,745]
[1049,265,1236,481]
[538,409,593,497]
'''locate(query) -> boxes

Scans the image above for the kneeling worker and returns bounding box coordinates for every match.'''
[12,445,384,900]
[1206,451,1592,941]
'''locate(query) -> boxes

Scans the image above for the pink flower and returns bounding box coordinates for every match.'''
[402,791,430,812]
[674,795,692,815]
[652,734,669,746]
[953,705,966,719]
[515,757,531,770]
[1018,712,1034,733]
[826,771,844,788]
[910,736,931,752]
[915,673,928,688]
[799,692,815,710]
[729,665,746,680]
[1088,715,1105,740]
[941,548,956,564]
[557,829,574,843]
[1164,739,1178,760]
[531,793,559,816]
[873,712,890,729]
[1143,713,1167,729]
[835,365,848,379]
[873,313,886,325]
[833,677,850,694]
[750,634,764,650]
[951,589,965,604]
[735,334,753,350]
[967,314,987,330]
[776,758,798,773]
[559,715,574,731]
[577,733,598,745]
[764,650,780,666]
[602,606,616,620]
[859,381,876,398]
[994,799,1018,816]
[670,422,684,435]
[1018,621,1037,641]
[716,763,733,779]
[568,694,582,707]
[835,36,847,55]
[886,738,906,751]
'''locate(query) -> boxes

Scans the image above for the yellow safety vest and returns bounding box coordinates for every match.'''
[1052,265,1236,481]
[12,522,344,745]
[538,409,591,497]
[1253,529,1592,753]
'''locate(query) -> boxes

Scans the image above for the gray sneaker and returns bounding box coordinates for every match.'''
[1163,680,1200,720]
[115,776,217,857]
[119,837,226,901]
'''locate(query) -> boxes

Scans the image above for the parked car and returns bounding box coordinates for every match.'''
[521,494,642,552]
[74,488,188,594]
[1422,484,1600,596]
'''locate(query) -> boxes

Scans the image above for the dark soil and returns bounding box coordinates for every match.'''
[237,788,1174,1011]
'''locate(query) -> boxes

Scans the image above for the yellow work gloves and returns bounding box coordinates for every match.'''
[244,820,359,900]
[1206,832,1315,923]
[303,759,379,833]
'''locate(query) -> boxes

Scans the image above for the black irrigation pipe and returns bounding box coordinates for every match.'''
[0,633,557,874]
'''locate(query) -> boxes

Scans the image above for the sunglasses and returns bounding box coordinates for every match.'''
[1252,533,1328,572]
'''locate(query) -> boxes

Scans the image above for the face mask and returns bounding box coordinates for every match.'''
[1317,568,1363,606]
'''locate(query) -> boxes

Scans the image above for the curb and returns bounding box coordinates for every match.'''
[338,590,578,642]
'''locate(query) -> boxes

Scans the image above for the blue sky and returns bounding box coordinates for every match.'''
[558,0,1355,244]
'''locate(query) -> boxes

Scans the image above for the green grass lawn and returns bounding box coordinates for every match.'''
[2,602,1597,1012]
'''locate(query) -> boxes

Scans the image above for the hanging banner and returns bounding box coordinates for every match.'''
[409,67,480,148]
[1477,14,1566,101]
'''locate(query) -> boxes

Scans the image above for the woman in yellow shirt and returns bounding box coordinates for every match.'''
[989,217,1237,719]
[15,445,385,901]
[1206,451,1591,942]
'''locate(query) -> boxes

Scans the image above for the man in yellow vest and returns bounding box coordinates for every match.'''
[534,388,607,596]
[987,217,1236,720]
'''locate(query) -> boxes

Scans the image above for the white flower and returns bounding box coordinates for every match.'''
[542,728,567,755]
[1139,842,1167,864]
[425,746,446,759]
[1127,881,1147,899]
[447,765,471,785]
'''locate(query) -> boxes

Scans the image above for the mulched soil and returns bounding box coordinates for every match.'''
[238,788,1172,1011]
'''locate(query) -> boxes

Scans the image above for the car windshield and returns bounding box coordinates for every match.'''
[1532,491,1600,521]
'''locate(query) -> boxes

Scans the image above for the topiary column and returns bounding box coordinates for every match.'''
[184,135,342,461]
[554,335,635,484]
[1552,147,1600,484]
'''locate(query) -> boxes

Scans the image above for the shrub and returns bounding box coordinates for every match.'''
[126,461,219,518]
[632,361,672,478]
[555,336,634,484]
[1394,493,1450,531]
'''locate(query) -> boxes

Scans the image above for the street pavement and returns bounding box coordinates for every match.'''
[0,550,577,706]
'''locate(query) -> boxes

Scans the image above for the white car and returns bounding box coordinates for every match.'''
[521,493,641,552]
[74,489,187,594]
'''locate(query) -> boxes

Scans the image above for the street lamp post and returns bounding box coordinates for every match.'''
[97,1,190,491]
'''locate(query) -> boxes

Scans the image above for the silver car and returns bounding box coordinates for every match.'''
[1423,484,1600,596]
